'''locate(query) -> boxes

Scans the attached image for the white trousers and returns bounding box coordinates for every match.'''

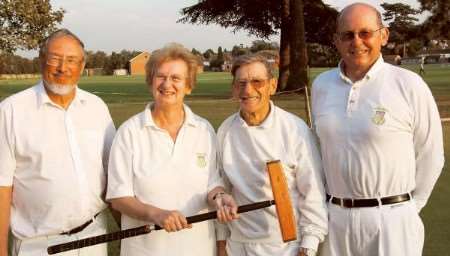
[11,213,108,256]
[226,239,300,256]
[321,200,424,256]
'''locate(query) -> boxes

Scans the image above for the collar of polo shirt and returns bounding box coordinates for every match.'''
[339,56,385,84]
[141,103,198,129]
[36,81,86,109]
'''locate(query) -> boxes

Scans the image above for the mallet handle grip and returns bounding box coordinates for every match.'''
[47,200,275,254]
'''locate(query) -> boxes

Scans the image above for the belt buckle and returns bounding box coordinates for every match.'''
[341,198,354,208]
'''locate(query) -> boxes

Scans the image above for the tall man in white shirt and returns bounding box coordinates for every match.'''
[0,29,116,256]
[217,54,327,256]
[311,3,444,256]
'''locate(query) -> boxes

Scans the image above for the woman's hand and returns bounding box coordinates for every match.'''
[152,209,192,232]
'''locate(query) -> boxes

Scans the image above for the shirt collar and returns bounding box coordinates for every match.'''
[237,101,275,129]
[36,81,86,109]
[338,55,385,84]
[141,103,198,128]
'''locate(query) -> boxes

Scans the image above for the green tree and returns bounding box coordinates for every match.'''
[86,51,108,69]
[418,0,450,40]
[203,49,215,60]
[249,40,279,53]
[231,45,248,57]
[179,0,337,91]
[381,3,420,57]
[191,48,202,56]
[217,46,224,63]
[0,0,64,53]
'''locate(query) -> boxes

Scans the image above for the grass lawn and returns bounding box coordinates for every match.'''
[1,64,449,255]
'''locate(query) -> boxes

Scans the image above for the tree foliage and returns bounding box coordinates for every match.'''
[179,0,338,91]
[103,50,140,75]
[0,53,40,74]
[179,0,337,45]
[381,3,420,43]
[249,40,279,53]
[0,0,64,53]
[418,0,450,39]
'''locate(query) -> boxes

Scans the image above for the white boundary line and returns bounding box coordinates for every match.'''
[442,118,450,122]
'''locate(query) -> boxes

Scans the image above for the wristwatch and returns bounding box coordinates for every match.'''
[300,247,317,256]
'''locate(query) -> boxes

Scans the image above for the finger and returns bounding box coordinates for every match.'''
[217,207,226,223]
[231,205,239,219]
[174,217,184,231]
[162,217,173,232]
[223,206,233,221]
[179,216,190,229]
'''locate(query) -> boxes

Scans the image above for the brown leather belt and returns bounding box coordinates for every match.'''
[61,213,99,236]
[327,193,411,208]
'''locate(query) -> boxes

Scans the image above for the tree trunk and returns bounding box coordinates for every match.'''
[277,0,290,91]
[286,0,308,91]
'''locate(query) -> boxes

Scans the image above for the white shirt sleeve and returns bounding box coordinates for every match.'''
[0,102,15,186]
[411,79,445,211]
[295,125,328,249]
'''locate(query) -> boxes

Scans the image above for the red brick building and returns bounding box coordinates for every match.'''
[129,52,151,75]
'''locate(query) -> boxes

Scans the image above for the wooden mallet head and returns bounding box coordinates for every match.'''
[267,160,297,242]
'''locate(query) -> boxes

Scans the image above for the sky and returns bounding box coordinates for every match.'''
[18,0,424,58]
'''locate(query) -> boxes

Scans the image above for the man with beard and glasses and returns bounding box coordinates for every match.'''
[311,3,444,256]
[0,29,116,256]
[216,54,327,256]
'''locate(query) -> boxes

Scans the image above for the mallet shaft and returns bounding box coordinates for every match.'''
[48,200,275,254]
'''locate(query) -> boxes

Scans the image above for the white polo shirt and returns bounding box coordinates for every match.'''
[311,56,444,211]
[217,102,327,250]
[0,82,116,239]
[106,104,223,256]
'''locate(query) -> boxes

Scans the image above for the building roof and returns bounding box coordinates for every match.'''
[129,51,151,63]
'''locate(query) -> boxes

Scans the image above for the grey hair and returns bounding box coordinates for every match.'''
[39,28,86,63]
[231,54,274,82]
[336,3,383,31]
[145,43,200,89]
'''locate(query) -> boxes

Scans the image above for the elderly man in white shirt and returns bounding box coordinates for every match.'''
[217,54,328,256]
[311,3,444,256]
[0,29,116,256]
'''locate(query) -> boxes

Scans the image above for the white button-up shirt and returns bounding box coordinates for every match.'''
[106,104,223,256]
[217,102,327,250]
[0,82,116,239]
[311,56,444,211]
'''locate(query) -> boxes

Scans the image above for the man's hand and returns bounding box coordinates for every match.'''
[213,192,239,223]
[152,209,192,232]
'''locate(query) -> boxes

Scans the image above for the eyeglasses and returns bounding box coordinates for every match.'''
[154,74,186,84]
[46,54,83,68]
[336,27,384,42]
[235,78,269,89]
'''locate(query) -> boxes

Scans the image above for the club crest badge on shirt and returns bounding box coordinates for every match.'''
[372,107,388,125]
[196,153,207,168]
